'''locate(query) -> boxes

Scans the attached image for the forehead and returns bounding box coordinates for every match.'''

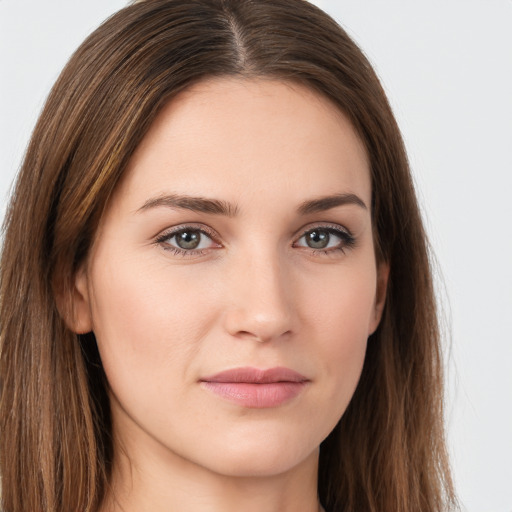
[116,78,371,213]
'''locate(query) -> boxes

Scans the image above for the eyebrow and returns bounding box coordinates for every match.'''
[137,194,240,217]
[137,192,367,216]
[297,193,367,215]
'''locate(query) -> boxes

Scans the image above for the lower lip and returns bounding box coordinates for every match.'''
[201,381,307,408]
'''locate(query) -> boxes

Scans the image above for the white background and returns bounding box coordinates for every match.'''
[1,1,511,510]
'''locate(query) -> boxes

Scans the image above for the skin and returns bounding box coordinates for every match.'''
[71,78,388,512]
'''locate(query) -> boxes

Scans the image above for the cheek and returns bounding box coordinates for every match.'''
[304,259,377,343]
[87,254,219,396]
[302,262,376,410]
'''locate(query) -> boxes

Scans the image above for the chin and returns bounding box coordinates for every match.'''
[209,447,317,478]
[190,423,323,478]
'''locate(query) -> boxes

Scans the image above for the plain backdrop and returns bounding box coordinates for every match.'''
[1,1,511,511]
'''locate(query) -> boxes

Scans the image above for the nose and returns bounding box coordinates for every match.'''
[222,250,295,343]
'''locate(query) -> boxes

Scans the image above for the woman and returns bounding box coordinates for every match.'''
[0,0,457,511]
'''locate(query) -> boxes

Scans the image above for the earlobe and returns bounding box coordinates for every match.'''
[368,261,390,335]
[55,267,93,334]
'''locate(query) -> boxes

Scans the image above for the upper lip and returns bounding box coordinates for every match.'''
[200,366,309,383]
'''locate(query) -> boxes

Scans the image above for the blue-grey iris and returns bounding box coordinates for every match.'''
[175,230,201,249]
[306,229,330,249]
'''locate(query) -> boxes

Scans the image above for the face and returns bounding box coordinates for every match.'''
[72,78,387,479]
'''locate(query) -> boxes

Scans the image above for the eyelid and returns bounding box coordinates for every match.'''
[155,223,219,240]
[293,222,353,240]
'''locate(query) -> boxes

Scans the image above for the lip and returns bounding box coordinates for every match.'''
[200,366,309,408]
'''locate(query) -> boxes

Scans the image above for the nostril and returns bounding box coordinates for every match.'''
[232,326,293,344]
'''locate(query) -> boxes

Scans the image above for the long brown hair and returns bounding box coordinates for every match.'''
[0,1,457,510]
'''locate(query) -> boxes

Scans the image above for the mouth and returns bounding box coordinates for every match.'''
[199,366,309,408]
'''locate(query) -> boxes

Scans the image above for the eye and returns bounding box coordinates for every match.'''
[155,225,220,255]
[294,225,355,253]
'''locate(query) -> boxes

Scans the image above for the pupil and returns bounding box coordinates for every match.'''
[176,230,200,249]
[307,230,329,249]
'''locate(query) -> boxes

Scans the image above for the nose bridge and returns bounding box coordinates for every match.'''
[224,243,294,342]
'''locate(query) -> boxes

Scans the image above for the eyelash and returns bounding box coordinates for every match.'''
[154,224,219,257]
[294,224,356,256]
[154,223,356,257]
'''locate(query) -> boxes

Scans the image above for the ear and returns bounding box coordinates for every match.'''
[368,261,390,336]
[55,266,93,334]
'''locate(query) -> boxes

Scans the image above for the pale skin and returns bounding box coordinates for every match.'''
[68,78,388,512]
